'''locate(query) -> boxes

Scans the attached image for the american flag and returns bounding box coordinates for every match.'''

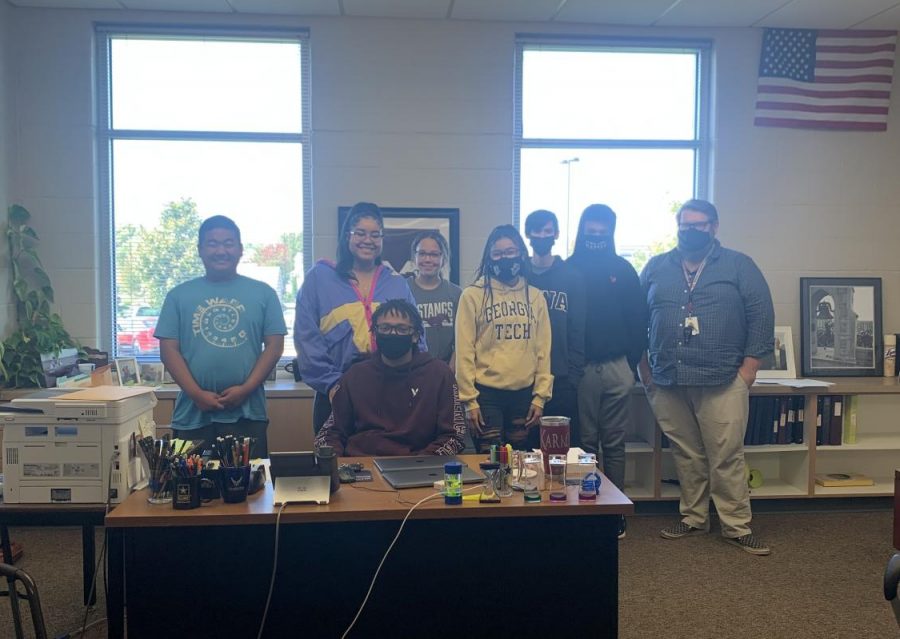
[754,28,897,131]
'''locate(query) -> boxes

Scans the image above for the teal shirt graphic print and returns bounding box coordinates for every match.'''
[155,275,287,429]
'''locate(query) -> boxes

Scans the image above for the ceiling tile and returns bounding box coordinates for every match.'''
[121,0,232,11]
[227,0,340,15]
[855,4,900,29]
[756,0,900,29]
[555,0,676,25]
[9,0,123,8]
[655,0,789,27]
[451,0,561,22]
[341,0,451,20]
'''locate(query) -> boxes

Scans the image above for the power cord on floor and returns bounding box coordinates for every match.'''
[256,501,288,639]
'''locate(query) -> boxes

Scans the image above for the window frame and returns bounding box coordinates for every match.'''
[95,23,312,355]
[512,34,712,232]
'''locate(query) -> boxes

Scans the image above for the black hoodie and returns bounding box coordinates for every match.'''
[568,218,648,370]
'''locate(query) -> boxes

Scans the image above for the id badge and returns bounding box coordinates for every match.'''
[684,316,700,336]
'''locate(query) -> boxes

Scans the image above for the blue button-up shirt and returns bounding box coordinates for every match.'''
[640,241,774,387]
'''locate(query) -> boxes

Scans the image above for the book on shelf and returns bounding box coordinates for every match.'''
[828,395,843,446]
[814,472,875,487]
[843,395,859,444]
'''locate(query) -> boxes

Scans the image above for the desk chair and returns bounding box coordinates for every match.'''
[884,553,900,630]
[0,563,48,639]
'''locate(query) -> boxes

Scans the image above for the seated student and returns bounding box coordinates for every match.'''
[315,299,466,456]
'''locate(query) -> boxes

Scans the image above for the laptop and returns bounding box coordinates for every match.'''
[374,455,483,489]
[270,451,332,506]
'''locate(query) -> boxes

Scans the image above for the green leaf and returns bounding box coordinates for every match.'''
[8,204,30,225]
[33,267,52,290]
[42,286,54,303]
[13,278,28,301]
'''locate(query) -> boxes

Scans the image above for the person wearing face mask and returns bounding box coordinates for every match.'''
[567,204,647,539]
[638,199,774,556]
[524,210,586,448]
[406,230,462,368]
[455,225,552,451]
[314,299,465,456]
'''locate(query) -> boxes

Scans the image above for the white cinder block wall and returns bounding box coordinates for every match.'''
[5,8,900,358]
[0,2,14,337]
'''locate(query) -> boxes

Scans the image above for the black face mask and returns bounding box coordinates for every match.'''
[490,256,523,282]
[677,229,712,253]
[580,235,613,253]
[529,236,555,257]
[376,333,414,360]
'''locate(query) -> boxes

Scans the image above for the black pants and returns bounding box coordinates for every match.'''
[313,391,332,435]
[473,384,534,452]
[543,376,580,448]
[173,418,269,457]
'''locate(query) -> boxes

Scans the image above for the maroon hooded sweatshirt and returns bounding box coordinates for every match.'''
[315,351,466,456]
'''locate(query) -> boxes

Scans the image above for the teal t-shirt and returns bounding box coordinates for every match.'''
[154,275,287,429]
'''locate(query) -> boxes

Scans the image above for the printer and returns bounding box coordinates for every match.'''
[1,386,156,504]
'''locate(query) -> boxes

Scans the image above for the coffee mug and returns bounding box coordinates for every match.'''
[284,358,302,382]
[220,466,251,504]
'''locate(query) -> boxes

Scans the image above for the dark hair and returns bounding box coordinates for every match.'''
[411,230,450,275]
[370,298,424,350]
[524,209,558,236]
[198,215,241,245]
[336,202,384,281]
[571,204,617,259]
[677,199,719,224]
[474,224,532,315]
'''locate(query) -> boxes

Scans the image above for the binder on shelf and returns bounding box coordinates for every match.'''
[843,395,859,444]
[828,396,843,446]
[814,472,874,487]
[776,396,789,445]
[817,395,830,445]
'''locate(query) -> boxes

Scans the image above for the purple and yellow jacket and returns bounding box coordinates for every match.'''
[294,260,421,394]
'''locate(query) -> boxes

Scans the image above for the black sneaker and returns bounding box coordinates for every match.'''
[660,521,707,539]
[617,516,627,540]
[724,534,771,556]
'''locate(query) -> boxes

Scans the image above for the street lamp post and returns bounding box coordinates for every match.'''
[561,157,580,252]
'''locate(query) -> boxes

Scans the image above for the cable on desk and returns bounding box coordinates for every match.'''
[257,501,288,639]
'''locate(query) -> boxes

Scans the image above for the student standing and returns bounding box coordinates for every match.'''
[156,215,286,456]
[294,202,419,433]
[455,225,552,451]
[406,230,462,368]
[524,209,586,446]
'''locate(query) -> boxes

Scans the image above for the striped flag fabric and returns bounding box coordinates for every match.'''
[754,28,897,131]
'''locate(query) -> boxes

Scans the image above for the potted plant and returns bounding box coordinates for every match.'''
[1,204,81,387]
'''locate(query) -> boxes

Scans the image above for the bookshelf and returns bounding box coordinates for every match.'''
[619,377,900,501]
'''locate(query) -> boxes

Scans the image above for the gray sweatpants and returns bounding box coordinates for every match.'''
[647,375,752,538]
[577,356,633,491]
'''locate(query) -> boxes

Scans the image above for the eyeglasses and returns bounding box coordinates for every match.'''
[374,324,415,336]
[678,221,712,232]
[350,229,384,240]
[415,251,443,260]
[202,240,238,250]
[489,249,521,259]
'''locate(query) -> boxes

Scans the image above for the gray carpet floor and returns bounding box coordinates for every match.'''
[1,510,897,638]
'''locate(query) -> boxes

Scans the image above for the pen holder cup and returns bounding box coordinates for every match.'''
[173,476,200,510]
[220,466,252,504]
[201,467,221,500]
[147,477,172,505]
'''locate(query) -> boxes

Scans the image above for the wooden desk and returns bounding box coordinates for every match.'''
[105,455,633,639]
[0,503,106,607]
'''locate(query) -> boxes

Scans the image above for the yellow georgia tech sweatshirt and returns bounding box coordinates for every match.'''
[454,276,553,411]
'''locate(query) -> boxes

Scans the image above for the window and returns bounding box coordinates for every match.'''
[97,26,311,359]
[514,37,711,269]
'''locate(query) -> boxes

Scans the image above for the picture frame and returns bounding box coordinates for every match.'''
[114,357,141,386]
[338,206,461,284]
[139,361,165,386]
[800,277,883,377]
[757,326,797,379]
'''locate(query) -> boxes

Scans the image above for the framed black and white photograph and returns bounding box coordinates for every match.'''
[338,206,460,284]
[115,357,141,386]
[800,277,883,377]
[758,326,797,379]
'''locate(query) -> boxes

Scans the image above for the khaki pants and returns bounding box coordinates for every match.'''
[647,375,751,538]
